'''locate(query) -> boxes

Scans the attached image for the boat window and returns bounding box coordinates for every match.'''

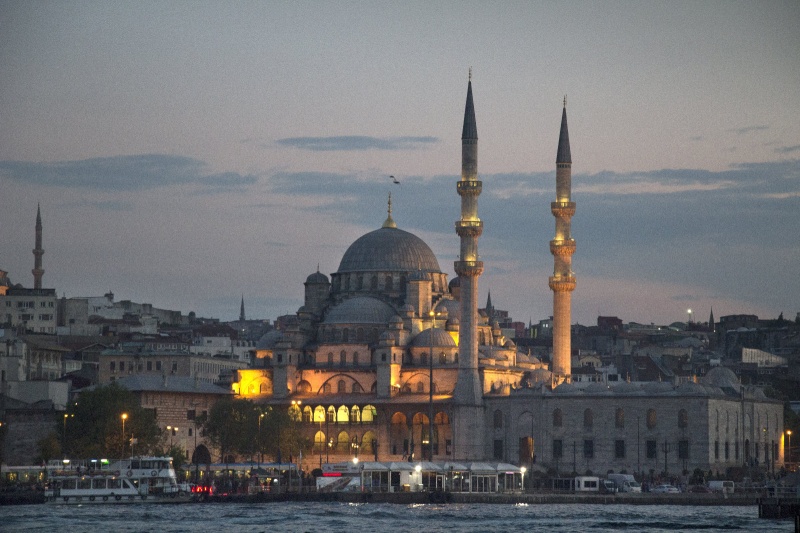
[108,478,121,489]
[92,478,106,489]
[78,478,92,489]
[131,460,140,469]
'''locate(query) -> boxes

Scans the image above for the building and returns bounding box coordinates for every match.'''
[220,78,787,479]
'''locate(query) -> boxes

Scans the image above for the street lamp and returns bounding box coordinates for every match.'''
[62,413,73,457]
[167,426,178,448]
[121,413,128,459]
[427,310,441,461]
[786,430,792,467]
[258,412,266,470]
[520,466,526,491]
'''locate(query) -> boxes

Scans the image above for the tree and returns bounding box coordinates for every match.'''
[65,382,161,459]
[199,397,259,463]
[36,432,61,465]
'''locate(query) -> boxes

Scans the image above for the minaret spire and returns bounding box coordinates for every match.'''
[32,203,45,290]
[549,99,576,384]
[239,294,246,322]
[452,71,485,460]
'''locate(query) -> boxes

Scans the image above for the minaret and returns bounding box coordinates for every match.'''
[32,203,45,290]
[549,97,576,384]
[452,71,485,460]
[239,295,246,322]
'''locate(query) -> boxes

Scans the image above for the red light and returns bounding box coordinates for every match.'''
[322,472,342,477]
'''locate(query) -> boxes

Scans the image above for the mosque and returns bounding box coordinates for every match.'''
[238,77,785,479]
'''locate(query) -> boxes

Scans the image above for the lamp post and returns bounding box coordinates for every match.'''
[427,310,440,462]
[62,413,73,457]
[258,412,265,471]
[120,413,128,459]
[686,309,692,325]
[786,430,792,468]
[167,426,178,448]
[520,466,526,492]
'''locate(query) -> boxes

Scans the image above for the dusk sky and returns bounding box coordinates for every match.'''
[1,1,798,327]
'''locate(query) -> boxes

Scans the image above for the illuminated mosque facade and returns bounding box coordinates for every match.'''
[236,78,785,477]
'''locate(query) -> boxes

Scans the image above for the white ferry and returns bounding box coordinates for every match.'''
[45,456,192,504]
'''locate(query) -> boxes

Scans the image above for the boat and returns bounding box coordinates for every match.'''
[44,456,193,504]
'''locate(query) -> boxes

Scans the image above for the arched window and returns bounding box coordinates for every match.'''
[416,382,425,393]
[584,408,593,429]
[302,405,312,422]
[370,276,378,290]
[361,430,376,453]
[327,405,336,423]
[297,380,312,394]
[288,403,301,421]
[553,408,563,428]
[337,405,350,423]
[351,382,363,393]
[314,431,326,452]
[339,351,346,365]
[647,409,657,429]
[362,405,377,423]
[342,328,349,343]
[314,406,326,423]
[323,383,332,394]
[615,408,625,429]
[337,379,346,393]
[435,412,449,424]
[337,431,350,452]
[439,352,447,365]
[493,409,503,429]
[351,405,361,423]
[385,275,393,291]
[679,409,689,429]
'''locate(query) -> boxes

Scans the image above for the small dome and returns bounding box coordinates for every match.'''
[553,382,582,394]
[390,315,404,325]
[410,327,457,348]
[323,296,396,325]
[701,367,741,390]
[400,304,415,316]
[256,330,284,349]
[435,298,460,321]
[305,271,329,284]
[527,369,553,383]
[448,277,461,289]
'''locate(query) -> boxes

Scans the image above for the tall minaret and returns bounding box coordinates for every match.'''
[32,203,45,289]
[549,97,576,384]
[452,71,485,460]
[239,295,246,322]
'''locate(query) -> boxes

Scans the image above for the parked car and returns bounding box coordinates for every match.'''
[688,484,712,493]
[652,484,680,493]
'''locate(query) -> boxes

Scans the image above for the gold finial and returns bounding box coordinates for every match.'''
[563,95,567,108]
[382,192,396,228]
[469,67,472,81]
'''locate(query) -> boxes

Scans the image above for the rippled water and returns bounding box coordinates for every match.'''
[0,502,788,532]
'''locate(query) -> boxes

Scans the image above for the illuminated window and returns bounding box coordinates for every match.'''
[553,408,562,428]
[647,409,657,429]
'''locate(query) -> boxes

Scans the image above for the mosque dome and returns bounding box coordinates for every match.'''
[410,327,457,348]
[435,298,460,321]
[701,367,741,390]
[337,226,441,274]
[322,296,396,325]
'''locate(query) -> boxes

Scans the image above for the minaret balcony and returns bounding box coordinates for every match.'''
[549,239,576,256]
[551,201,576,217]
[455,219,483,237]
[454,260,484,277]
[549,275,576,292]
[457,180,482,196]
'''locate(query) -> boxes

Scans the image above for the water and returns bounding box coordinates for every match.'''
[0,502,789,532]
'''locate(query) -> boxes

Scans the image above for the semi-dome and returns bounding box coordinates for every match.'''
[337,226,441,273]
[322,296,396,325]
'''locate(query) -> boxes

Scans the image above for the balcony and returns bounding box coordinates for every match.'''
[457,180,482,195]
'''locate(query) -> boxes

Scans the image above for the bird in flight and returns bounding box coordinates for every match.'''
[390,175,400,184]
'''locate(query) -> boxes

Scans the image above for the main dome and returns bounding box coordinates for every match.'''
[337,227,441,273]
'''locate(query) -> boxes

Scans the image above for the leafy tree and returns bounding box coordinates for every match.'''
[65,382,161,459]
[199,397,258,463]
[36,432,61,464]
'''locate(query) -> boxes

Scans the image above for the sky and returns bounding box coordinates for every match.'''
[1,1,799,327]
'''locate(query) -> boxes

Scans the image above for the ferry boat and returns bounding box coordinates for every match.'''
[45,456,192,504]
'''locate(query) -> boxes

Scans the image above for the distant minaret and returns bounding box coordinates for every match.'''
[239,295,246,322]
[452,71,485,460]
[708,308,715,332]
[549,97,576,384]
[32,203,45,289]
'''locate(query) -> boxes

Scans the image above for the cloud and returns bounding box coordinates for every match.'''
[0,154,257,193]
[275,135,439,151]
[776,144,800,154]
[730,125,769,135]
